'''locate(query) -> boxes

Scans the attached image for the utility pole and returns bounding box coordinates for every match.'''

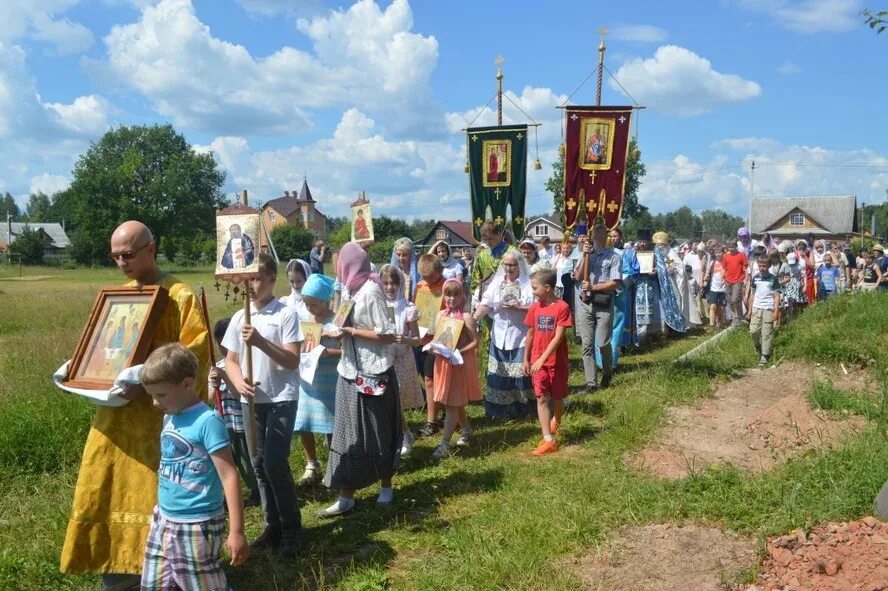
[748,160,756,229]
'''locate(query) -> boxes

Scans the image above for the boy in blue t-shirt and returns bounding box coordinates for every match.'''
[140,343,249,590]
[815,253,842,300]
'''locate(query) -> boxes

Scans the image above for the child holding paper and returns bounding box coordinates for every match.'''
[431,279,480,460]
[293,274,340,487]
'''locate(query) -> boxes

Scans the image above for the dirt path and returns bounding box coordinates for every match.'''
[746,518,888,591]
[631,362,869,479]
[568,524,757,590]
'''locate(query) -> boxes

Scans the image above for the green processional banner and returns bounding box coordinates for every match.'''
[467,124,527,239]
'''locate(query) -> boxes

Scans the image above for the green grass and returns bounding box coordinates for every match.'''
[1,269,887,589]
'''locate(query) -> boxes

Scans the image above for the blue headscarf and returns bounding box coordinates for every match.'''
[390,237,420,300]
[301,274,334,302]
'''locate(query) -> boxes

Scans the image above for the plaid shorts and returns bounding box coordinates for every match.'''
[140,507,228,591]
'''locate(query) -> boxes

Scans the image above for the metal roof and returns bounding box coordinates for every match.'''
[750,195,856,234]
[7,222,70,247]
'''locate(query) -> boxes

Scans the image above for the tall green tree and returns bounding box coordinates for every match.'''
[25,192,51,222]
[8,225,45,264]
[271,224,315,262]
[52,124,227,264]
[545,137,647,222]
[700,209,746,240]
[2,192,21,221]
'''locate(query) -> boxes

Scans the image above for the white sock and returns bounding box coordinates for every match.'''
[307,460,320,469]
[377,486,394,503]
[327,496,354,512]
[544,435,555,442]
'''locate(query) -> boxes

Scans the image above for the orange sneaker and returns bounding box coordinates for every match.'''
[532,439,558,456]
[549,417,560,436]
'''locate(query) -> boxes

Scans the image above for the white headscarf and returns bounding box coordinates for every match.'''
[284,258,312,320]
[429,239,464,280]
[380,264,413,334]
[483,250,531,300]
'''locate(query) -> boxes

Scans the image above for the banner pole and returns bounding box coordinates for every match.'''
[243,281,258,458]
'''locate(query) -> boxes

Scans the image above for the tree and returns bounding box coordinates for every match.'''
[863,8,888,34]
[271,224,315,262]
[661,206,702,240]
[25,192,51,222]
[52,124,227,265]
[545,137,647,223]
[700,209,746,240]
[8,225,44,264]
[546,148,565,216]
[623,138,648,221]
[2,192,21,221]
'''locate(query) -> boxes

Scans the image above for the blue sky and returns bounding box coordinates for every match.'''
[2,0,886,223]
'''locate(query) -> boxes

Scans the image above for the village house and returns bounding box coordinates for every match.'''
[749,195,858,242]
[261,178,327,239]
[523,214,564,243]
[0,221,71,255]
[415,220,479,255]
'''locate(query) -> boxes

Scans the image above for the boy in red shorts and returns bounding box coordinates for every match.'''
[524,269,573,456]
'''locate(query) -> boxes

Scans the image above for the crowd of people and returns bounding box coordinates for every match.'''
[63,219,888,591]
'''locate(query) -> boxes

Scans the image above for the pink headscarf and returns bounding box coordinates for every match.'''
[337,242,381,293]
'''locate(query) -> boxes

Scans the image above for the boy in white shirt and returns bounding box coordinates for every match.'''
[222,253,303,558]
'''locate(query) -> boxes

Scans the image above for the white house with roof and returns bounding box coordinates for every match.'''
[749,195,857,242]
[523,214,564,243]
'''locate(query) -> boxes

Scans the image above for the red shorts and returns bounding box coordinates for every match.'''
[532,364,568,400]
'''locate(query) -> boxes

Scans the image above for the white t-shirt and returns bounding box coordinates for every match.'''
[222,298,303,404]
[480,277,533,350]
[281,292,310,322]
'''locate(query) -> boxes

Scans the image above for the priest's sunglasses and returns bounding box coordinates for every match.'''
[109,241,153,262]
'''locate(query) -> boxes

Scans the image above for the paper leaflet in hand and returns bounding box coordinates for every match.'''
[53,360,143,407]
[421,342,464,365]
[299,345,325,384]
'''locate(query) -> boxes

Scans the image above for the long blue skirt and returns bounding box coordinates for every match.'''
[595,288,629,370]
[485,342,535,419]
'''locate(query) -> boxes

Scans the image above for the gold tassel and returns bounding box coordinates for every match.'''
[534,158,542,170]
[464,160,470,173]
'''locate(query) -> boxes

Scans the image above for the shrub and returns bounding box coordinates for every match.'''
[271,224,315,262]
[8,226,44,264]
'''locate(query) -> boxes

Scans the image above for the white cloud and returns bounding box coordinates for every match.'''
[45,95,113,136]
[30,12,94,55]
[737,0,863,33]
[29,173,69,195]
[193,136,249,173]
[445,86,567,144]
[610,25,667,43]
[776,60,801,75]
[94,0,441,136]
[611,45,761,117]
[640,140,888,216]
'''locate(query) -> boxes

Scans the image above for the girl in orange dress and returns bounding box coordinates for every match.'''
[430,279,480,460]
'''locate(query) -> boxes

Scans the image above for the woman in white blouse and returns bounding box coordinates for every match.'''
[318,242,399,518]
[472,251,535,419]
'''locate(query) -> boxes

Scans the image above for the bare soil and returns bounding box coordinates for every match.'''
[632,362,869,479]
[568,524,757,591]
[744,518,888,591]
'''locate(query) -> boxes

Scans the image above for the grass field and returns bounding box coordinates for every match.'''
[1,264,887,590]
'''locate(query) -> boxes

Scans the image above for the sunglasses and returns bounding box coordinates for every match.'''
[108,241,153,262]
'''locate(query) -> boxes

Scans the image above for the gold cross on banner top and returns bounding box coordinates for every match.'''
[516,133,523,139]
[606,201,619,213]
[494,215,504,226]
[494,188,502,198]
[589,171,596,183]
[471,135,479,142]
[566,198,577,210]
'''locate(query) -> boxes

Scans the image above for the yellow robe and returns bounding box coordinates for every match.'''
[60,274,210,575]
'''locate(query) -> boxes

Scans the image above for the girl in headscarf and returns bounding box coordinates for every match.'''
[390,237,421,300]
[293,274,340,487]
[318,243,400,518]
[472,251,535,419]
[519,238,540,267]
[431,279,481,459]
[282,259,312,320]
[379,264,425,457]
[429,239,464,282]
